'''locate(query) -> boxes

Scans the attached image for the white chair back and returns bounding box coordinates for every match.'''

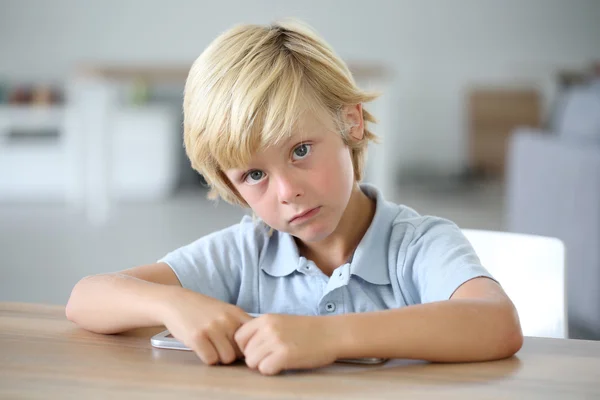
[462,229,567,338]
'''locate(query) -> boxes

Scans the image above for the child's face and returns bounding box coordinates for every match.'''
[224,108,359,243]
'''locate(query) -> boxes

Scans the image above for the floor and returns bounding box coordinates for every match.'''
[0,180,504,305]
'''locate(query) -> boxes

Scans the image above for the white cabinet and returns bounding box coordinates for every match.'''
[0,104,180,204]
[110,106,179,200]
[0,106,68,200]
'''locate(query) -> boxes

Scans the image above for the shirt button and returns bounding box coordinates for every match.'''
[325,302,336,313]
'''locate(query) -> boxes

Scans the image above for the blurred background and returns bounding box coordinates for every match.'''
[1,0,599,338]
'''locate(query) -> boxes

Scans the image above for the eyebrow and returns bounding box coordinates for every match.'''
[282,130,309,147]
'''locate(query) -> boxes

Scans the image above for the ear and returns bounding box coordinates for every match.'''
[344,104,364,141]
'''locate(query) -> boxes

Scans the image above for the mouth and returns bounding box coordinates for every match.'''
[289,207,321,224]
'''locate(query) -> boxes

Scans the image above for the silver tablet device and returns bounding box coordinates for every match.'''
[150,313,388,365]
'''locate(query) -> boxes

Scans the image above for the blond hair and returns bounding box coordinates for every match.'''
[183,19,379,206]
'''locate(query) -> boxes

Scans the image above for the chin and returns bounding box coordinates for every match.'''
[296,232,328,243]
[293,223,335,243]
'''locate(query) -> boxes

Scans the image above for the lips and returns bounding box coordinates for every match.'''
[289,207,320,223]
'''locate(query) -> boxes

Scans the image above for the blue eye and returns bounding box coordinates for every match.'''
[244,170,265,185]
[292,143,311,160]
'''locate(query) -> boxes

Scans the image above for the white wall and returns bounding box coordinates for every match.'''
[1,0,599,175]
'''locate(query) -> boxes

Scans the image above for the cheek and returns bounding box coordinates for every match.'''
[320,147,354,185]
[238,188,264,210]
[237,185,277,219]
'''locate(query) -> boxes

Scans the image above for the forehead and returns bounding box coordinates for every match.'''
[224,109,338,176]
[262,108,335,151]
[297,106,337,134]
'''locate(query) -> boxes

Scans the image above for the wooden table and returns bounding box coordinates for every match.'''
[1,303,599,399]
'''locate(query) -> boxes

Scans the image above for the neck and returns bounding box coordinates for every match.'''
[296,183,376,276]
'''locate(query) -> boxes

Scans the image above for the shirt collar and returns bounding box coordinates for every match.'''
[260,228,304,277]
[348,183,394,285]
[260,183,395,284]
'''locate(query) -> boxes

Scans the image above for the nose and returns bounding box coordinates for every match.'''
[275,170,303,204]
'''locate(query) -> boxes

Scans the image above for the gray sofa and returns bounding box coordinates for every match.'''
[505,80,600,340]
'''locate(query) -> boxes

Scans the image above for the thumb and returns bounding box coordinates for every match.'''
[238,310,255,324]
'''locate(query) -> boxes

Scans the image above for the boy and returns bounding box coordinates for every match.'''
[66,20,523,376]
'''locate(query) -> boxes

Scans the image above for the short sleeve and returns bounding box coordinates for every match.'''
[157,216,265,304]
[400,217,495,304]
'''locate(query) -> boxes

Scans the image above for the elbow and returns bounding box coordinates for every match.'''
[492,303,524,359]
[65,275,92,324]
[65,287,79,323]
[65,274,126,335]
[500,324,524,359]
[64,301,74,322]
[65,297,78,324]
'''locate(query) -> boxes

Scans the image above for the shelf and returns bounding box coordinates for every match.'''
[0,105,66,133]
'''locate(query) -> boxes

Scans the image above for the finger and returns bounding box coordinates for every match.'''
[188,332,219,365]
[208,331,238,365]
[258,352,285,376]
[234,346,245,360]
[236,309,255,324]
[242,334,270,369]
[234,317,260,352]
[222,323,245,360]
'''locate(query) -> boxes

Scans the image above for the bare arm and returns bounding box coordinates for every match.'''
[65,263,184,334]
[67,259,253,366]
[328,277,523,362]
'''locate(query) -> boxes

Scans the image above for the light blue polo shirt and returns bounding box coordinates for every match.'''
[158,184,493,316]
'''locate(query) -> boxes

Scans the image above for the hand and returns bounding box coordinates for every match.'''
[234,314,338,375]
[160,287,253,365]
